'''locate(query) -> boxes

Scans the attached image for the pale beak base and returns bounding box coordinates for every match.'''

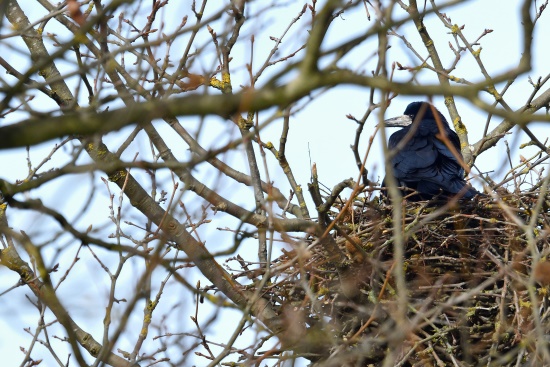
[384,115,413,127]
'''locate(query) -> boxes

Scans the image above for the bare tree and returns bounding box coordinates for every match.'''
[1,1,549,366]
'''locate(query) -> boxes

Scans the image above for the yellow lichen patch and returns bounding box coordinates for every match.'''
[317,287,329,296]
[454,117,468,135]
[221,72,231,85]
[147,300,157,310]
[210,72,232,91]
[209,76,224,90]
[519,299,531,309]
[238,116,253,130]
[108,170,127,182]
[451,24,460,34]
[96,149,108,158]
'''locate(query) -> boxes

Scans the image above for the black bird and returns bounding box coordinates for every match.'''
[383,101,479,200]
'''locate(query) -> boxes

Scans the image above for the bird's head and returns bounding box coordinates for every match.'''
[384,101,447,127]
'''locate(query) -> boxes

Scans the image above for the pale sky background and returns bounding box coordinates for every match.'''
[0,1,549,366]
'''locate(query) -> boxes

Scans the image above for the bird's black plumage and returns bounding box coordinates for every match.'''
[383,102,479,200]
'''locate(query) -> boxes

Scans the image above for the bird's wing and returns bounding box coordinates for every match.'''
[432,130,465,178]
[389,127,439,180]
[387,117,478,199]
[389,124,465,183]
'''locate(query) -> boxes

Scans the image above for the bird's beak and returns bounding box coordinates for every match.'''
[384,115,413,127]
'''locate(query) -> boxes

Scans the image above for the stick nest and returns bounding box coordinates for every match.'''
[253,192,550,366]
